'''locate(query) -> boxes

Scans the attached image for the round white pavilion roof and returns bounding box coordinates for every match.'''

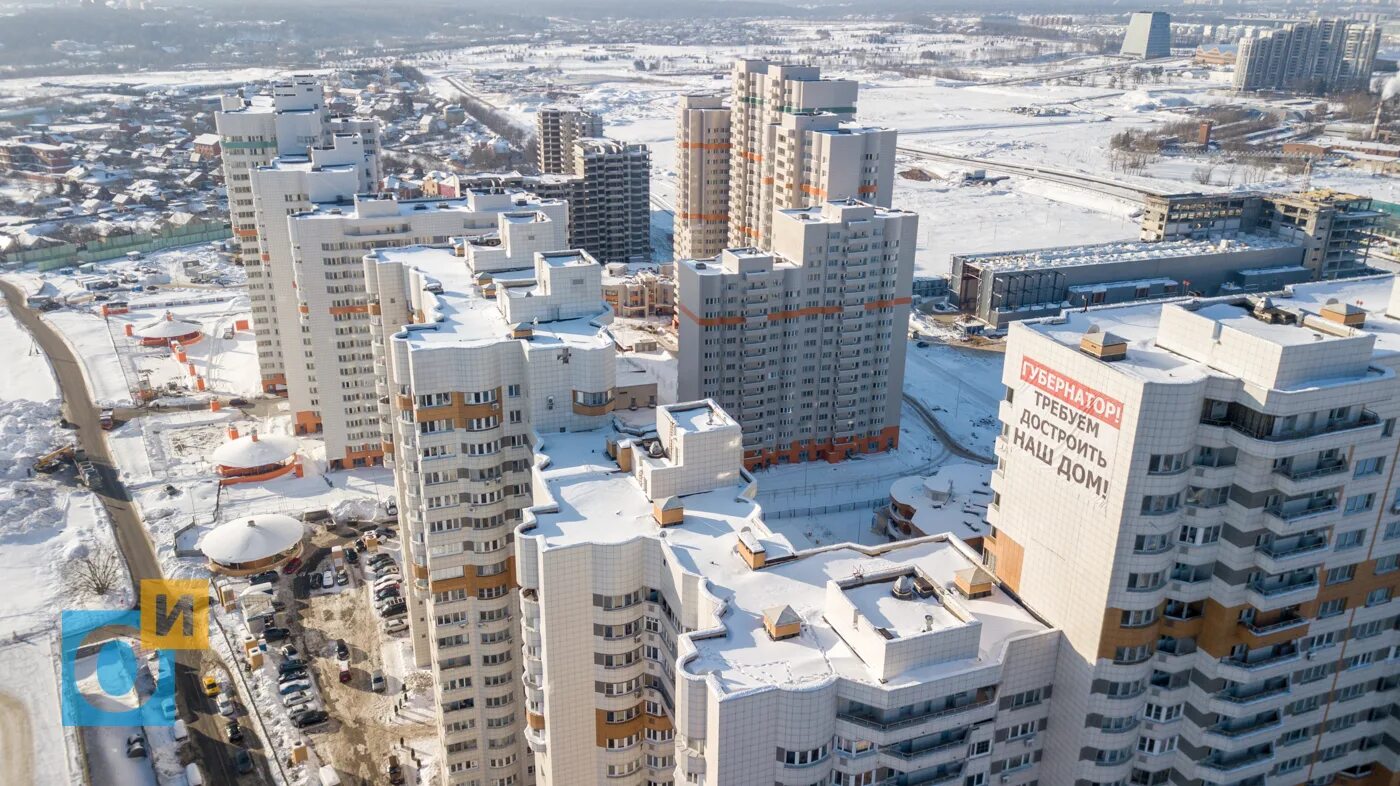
[211,432,298,468]
[134,313,202,339]
[200,514,304,565]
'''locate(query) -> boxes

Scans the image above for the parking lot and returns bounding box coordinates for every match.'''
[215,519,438,785]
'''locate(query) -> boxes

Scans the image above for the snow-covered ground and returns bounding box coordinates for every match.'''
[0,306,131,786]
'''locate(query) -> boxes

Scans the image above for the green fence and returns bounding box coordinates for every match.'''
[2,220,232,271]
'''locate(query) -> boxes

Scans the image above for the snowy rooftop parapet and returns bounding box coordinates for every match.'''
[956,233,1297,272]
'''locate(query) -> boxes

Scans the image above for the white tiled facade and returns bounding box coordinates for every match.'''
[364,225,614,786]
[281,190,569,467]
[516,401,1062,786]
[725,59,893,251]
[215,75,380,395]
[674,94,731,261]
[986,278,1400,786]
[676,200,916,468]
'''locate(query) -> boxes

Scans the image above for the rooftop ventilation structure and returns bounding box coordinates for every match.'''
[1079,324,1128,361]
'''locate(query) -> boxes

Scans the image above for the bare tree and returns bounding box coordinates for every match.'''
[1192,164,1216,185]
[65,547,124,598]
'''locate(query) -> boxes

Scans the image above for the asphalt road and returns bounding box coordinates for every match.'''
[0,281,273,786]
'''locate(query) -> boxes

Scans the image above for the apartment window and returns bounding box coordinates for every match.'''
[1002,752,1036,770]
[777,745,828,766]
[1140,493,1181,516]
[1178,524,1220,545]
[1386,521,1400,541]
[1318,598,1347,618]
[968,739,991,757]
[1186,485,1229,508]
[1344,493,1376,516]
[1093,747,1132,766]
[1005,721,1037,739]
[1365,587,1392,607]
[1355,456,1385,477]
[1004,689,1043,709]
[1136,736,1176,756]
[1326,564,1356,585]
[1133,534,1172,554]
[1120,608,1158,628]
[1146,453,1187,474]
[1126,571,1165,592]
[1114,644,1153,664]
[1376,554,1398,574]
[1334,530,1365,551]
[1142,703,1181,722]
[1104,679,1144,698]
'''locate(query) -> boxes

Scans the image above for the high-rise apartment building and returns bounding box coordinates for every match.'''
[676,199,916,468]
[571,138,652,265]
[536,105,603,175]
[215,75,380,395]
[1121,11,1173,59]
[986,279,1400,785]
[674,94,731,260]
[365,220,612,786]
[517,398,1060,786]
[249,123,572,467]
[1234,19,1380,93]
[726,59,895,250]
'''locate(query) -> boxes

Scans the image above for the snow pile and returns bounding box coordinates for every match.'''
[1120,91,1194,112]
[0,398,63,482]
[331,497,381,524]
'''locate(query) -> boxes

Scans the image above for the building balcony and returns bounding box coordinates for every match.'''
[1254,536,1328,574]
[1204,714,1282,742]
[837,697,995,735]
[1262,500,1339,533]
[1198,747,1276,776]
[1211,680,1289,708]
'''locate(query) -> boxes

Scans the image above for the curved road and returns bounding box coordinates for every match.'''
[0,281,273,786]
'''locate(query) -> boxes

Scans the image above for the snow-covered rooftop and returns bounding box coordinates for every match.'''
[210,432,298,469]
[371,245,611,351]
[133,313,201,339]
[957,233,1295,273]
[522,427,1048,694]
[1027,275,1400,385]
[199,513,303,564]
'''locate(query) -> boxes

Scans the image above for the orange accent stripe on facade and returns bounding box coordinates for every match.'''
[234,228,258,238]
[677,212,730,222]
[762,177,775,185]
[740,151,763,162]
[864,297,912,310]
[678,142,731,150]
[857,185,879,194]
[737,225,761,239]
[328,304,370,316]
[800,183,827,198]
[676,303,744,327]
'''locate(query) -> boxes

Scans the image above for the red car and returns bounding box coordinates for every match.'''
[281,557,303,575]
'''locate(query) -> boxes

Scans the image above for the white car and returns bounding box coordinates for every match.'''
[320,568,335,588]
[383,618,408,634]
[281,691,316,709]
[372,576,401,592]
[216,693,235,716]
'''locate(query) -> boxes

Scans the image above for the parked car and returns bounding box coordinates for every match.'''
[202,674,220,697]
[367,553,394,567]
[335,639,349,660]
[387,755,404,785]
[277,668,308,683]
[338,661,352,684]
[343,548,359,565]
[278,680,311,696]
[320,568,334,588]
[124,733,146,758]
[225,720,244,744]
[335,569,349,586]
[281,557,303,575]
[250,570,279,586]
[379,601,407,619]
[278,659,306,675]
[310,572,324,590]
[370,669,386,692]
[290,709,329,728]
[216,693,235,716]
[382,618,408,635]
[372,576,400,591]
[262,626,290,642]
[282,691,316,709]
[374,587,401,602]
[160,697,177,721]
[280,645,299,660]
[234,750,254,775]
